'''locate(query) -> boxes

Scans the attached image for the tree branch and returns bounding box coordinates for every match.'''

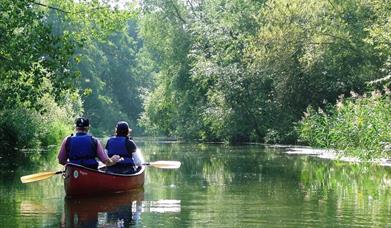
[29,1,108,14]
[367,75,391,85]
[31,1,70,13]
[168,0,186,24]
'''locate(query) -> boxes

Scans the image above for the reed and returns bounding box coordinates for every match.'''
[298,90,391,159]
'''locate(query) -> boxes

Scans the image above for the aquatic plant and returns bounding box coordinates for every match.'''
[298,89,391,159]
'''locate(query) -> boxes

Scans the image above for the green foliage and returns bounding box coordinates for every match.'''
[74,20,151,136]
[43,0,143,136]
[138,0,194,138]
[0,89,77,150]
[0,109,41,149]
[47,0,137,44]
[36,91,77,146]
[139,0,391,145]
[139,85,176,136]
[0,0,132,151]
[2,0,390,154]
[0,0,76,109]
[0,0,78,153]
[139,0,268,142]
[246,0,385,141]
[298,90,391,159]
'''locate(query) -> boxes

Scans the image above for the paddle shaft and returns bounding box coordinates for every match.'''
[143,160,181,169]
[20,170,63,183]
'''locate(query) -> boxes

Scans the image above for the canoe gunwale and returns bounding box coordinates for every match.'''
[64,162,145,177]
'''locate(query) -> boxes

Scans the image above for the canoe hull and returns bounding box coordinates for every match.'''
[64,163,145,197]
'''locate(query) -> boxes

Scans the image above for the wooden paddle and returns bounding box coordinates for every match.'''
[143,160,181,169]
[20,160,181,184]
[20,170,63,184]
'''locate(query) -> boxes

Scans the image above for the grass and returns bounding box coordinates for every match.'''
[298,89,391,160]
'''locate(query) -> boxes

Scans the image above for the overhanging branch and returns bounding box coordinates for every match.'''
[31,1,70,13]
[29,1,107,14]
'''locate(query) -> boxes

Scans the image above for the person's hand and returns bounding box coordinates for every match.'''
[111,155,122,163]
[105,155,123,166]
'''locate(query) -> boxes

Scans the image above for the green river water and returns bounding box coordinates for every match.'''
[0,141,390,227]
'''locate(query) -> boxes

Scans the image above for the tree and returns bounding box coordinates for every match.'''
[75,20,151,135]
[139,0,390,143]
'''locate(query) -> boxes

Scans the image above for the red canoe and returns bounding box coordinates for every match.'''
[64,163,145,197]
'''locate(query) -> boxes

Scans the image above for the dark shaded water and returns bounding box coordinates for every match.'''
[0,141,390,227]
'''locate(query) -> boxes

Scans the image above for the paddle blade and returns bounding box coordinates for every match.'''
[147,161,181,169]
[20,171,60,183]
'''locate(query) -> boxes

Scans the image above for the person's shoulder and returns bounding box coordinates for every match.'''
[126,136,135,142]
[90,136,101,143]
[63,133,74,142]
[126,137,137,145]
[107,135,116,141]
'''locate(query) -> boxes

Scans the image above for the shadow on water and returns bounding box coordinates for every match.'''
[0,146,61,180]
[62,189,144,227]
[61,188,182,227]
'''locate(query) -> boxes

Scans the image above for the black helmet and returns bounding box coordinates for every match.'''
[116,121,129,131]
[75,117,90,128]
[116,121,132,136]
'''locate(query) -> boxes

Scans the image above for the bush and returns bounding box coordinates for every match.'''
[36,93,76,147]
[0,109,41,149]
[298,89,391,159]
[0,92,78,152]
[264,129,281,144]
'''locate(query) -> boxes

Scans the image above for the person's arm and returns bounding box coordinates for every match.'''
[127,139,144,166]
[57,137,69,165]
[96,139,121,166]
[126,139,137,153]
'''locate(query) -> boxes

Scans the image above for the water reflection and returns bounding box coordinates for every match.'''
[2,142,391,227]
[61,189,182,227]
[298,157,391,223]
[62,189,144,227]
[143,200,181,213]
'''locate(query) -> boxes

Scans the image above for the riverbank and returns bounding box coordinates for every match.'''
[297,90,390,160]
[276,145,391,167]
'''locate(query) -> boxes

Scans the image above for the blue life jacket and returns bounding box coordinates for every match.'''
[67,133,98,169]
[106,136,134,166]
